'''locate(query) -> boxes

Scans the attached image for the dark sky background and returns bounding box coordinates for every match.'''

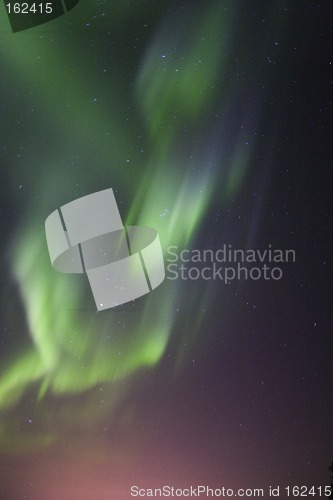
[0,1,332,499]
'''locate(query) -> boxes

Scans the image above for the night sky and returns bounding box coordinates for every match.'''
[0,1,332,499]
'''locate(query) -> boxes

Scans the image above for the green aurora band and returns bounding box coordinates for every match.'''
[0,0,289,451]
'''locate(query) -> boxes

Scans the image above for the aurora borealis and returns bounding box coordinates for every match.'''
[0,0,332,498]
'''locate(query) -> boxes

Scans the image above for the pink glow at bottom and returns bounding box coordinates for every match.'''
[2,443,239,500]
